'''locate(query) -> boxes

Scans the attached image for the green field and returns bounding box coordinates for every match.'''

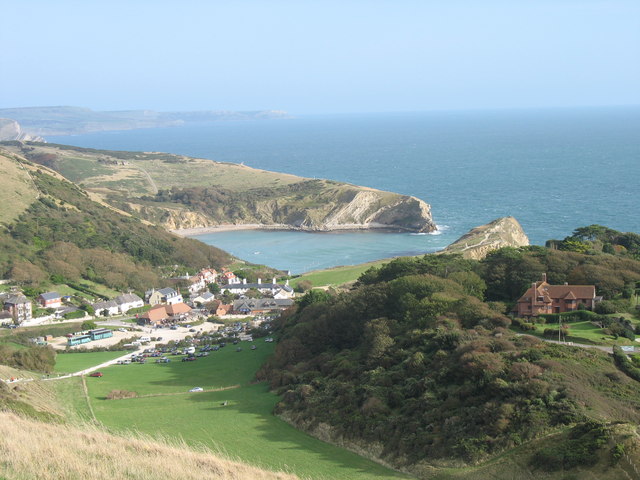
[289,259,390,289]
[86,341,410,479]
[54,351,127,374]
[518,320,639,346]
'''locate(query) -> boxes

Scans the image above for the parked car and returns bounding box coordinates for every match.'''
[89,372,103,377]
[251,345,257,350]
[189,387,203,392]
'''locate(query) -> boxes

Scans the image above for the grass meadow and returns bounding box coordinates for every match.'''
[85,340,410,480]
[289,259,390,289]
[54,350,128,374]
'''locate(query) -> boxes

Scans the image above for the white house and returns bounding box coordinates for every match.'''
[145,287,183,306]
[93,300,120,316]
[114,293,144,313]
[192,291,216,305]
[223,278,294,298]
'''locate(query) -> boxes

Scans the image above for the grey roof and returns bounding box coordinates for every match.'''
[93,300,118,309]
[114,293,143,305]
[39,292,61,300]
[233,298,294,311]
[4,294,29,305]
[282,285,294,292]
[225,283,282,291]
[197,292,215,301]
[158,287,179,296]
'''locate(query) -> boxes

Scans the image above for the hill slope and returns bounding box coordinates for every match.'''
[0,150,231,292]
[261,260,640,478]
[0,142,436,233]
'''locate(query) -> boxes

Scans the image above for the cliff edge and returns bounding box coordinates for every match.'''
[0,119,45,142]
[440,216,529,259]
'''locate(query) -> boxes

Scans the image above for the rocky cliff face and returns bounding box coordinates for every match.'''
[159,191,436,233]
[440,217,529,259]
[0,119,45,142]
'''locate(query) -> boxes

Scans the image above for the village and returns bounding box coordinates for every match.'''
[0,267,294,350]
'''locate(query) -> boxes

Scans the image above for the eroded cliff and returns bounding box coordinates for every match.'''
[440,216,529,259]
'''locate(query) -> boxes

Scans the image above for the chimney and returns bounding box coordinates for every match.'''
[564,282,568,285]
[285,279,289,286]
[257,278,261,284]
[542,273,547,283]
[272,277,276,285]
[243,278,247,285]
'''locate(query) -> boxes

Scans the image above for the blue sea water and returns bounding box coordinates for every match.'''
[49,107,640,273]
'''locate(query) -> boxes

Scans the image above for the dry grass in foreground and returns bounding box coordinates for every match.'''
[0,411,299,480]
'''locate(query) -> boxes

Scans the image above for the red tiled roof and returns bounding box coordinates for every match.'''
[166,302,192,315]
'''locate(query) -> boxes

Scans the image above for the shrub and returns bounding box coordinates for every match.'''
[106,390,138,400]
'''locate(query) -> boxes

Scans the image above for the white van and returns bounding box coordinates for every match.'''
[139,336,151,343]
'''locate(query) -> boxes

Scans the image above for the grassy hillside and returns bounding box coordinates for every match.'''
[0,150,231,292]
[85,341,409,479]
[0,142,435,233]
[0,411,298,480]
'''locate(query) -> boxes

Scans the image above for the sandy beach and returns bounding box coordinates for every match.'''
[171,224,293,236]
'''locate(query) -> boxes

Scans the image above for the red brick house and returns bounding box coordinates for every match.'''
[515,274,600,317]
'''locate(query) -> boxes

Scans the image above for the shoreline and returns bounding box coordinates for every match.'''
[172,223,423,237]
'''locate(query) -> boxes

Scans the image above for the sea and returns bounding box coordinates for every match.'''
[49,107,640,274]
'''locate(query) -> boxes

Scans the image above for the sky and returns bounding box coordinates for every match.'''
[2,0,639,114]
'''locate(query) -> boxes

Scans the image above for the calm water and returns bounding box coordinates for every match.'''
[50,107,640,273]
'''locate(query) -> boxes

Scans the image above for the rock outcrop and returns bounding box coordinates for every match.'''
[0,119,45,142]
[440,217,529,260]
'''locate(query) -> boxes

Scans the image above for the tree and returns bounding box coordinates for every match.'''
[81,320,97,330]
[10,261,47,286]
[208,282,220,294]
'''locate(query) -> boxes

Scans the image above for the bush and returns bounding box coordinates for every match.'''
[63,310,85,320]
[81,320,97,330]
[106,390,138,400]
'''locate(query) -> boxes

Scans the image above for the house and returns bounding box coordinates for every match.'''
[38,292,62,308]
[138,302,192,326]
[192,291,215,305]
[515,273,601,317]
[222,278,295,298]
[221,269,240,284]
[187,276,207,295]
[145,287,183,306]
[198,268,218,284]
[215,303,233,316]
[92,300,120,316]
[114,293,144,313]
[232,298,294,315]
[0,311,14,325]
[3,294,32,323]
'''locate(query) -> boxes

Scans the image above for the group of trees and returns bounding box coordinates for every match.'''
[260,239,640,469]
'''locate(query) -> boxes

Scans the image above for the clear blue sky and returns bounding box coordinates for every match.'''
[2,0,639,114]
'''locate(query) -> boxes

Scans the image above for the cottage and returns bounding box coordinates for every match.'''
[515,273,601,317]
[92,300,120,316]
[38,292,62,309]
[114,293,144,313]
[223,278,295,298]
[145,287,183,306]
[3,294,32,323]
[192,291,215,305]
[232,298,294,315]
